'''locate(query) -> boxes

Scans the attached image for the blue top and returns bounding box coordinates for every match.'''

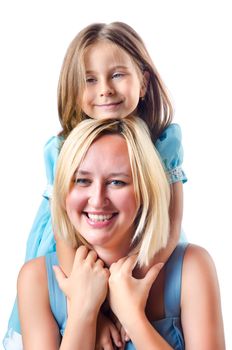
[46,243,188,349]
[3,123,187,348]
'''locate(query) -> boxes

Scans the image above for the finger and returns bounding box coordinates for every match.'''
[120,326,130,343]
[95,258,105,268]
[73,245,89,267]
[109,256,127,273]
[53,265,67,291]
[121,254,138,274]
[109,323,123,348]
[144,262,164,289]
[85,249,98,264]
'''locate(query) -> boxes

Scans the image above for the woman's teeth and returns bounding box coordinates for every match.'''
[87,213,113,222]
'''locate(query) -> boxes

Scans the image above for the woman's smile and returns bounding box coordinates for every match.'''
[65,133,138,254]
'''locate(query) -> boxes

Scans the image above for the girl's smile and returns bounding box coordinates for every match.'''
[81,41,145,120]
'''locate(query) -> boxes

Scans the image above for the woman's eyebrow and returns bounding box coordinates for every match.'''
[75,170,130,178]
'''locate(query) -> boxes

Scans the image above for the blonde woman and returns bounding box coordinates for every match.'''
[18,117,225,349]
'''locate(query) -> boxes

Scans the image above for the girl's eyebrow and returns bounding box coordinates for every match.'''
[85,65,129,74]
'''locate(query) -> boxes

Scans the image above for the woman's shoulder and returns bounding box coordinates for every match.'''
[182,244,218,298]
[183,244,214,267]
[17,256,47,294]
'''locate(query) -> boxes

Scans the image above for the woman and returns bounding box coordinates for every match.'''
[17,117,225,349]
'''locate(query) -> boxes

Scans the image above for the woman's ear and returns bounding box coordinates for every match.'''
[140,71,150,98]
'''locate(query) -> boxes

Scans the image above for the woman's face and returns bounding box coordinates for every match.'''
[65,134,138,258]
[81,41,144,120]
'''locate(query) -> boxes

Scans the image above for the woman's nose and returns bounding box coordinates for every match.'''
[88,184,109,208]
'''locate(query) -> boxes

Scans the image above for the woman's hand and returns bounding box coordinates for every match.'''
[53,245,109,317]
[108,255,163,329]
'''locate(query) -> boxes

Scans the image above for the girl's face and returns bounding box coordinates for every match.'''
[65,134,138,262]
[81,41,145,120]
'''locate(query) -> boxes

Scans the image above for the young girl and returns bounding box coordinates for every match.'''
[4,22,187,349]
[17,117,225,349]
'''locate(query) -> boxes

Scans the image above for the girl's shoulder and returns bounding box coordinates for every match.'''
[44,135,63,157]
[156,123,182,145]
[155,123,187,183]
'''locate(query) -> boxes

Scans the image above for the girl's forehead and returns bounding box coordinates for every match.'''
[84,40,135,68]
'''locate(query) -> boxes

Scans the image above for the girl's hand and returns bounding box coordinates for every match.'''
[95,312,125,350]
[53,245,109,316]
[108,255,163,328]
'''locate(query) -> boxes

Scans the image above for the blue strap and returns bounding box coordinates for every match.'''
[164,243,189,317]
[45,252,67,333]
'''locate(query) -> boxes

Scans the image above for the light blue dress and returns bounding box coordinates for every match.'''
[3,123,187,349]
[45,243,188,349]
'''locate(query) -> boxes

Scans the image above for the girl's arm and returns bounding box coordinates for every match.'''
[55,236,124,350]
[150,181,183,265]
[181,244,225,349]
[109,256,173,350]
[55,234,76,275]
[54,246,109,350]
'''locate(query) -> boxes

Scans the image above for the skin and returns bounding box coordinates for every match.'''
[18,135,225,349]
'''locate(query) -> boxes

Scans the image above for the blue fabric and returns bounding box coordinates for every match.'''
[3,123,187,346]
[45,243,187,349]
[46,253,67,335]
[155,124,187,184]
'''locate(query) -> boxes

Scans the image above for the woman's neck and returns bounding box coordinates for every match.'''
[94,245,131,267]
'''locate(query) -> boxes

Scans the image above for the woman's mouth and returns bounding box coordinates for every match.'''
[87,213,115,222]
[84,212,118,227]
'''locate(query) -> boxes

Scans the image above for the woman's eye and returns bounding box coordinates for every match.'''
[74,178,91,186]
[108,180,126,187]
[86,77,96,84]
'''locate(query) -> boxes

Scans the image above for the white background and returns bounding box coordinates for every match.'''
[0,0,231,348]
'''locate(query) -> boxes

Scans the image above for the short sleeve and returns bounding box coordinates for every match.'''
[155,124,187,184]
[42,136,62,199]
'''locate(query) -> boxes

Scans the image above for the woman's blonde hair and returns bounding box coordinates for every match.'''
[58,22,173,140]
[51,116,170,266]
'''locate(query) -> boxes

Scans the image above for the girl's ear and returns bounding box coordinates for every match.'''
[140,71,150,98]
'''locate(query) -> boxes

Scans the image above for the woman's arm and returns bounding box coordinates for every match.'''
[17,258,61,349]
[18,247,109,350]
[151,181,183,265]
[181,244,225,349]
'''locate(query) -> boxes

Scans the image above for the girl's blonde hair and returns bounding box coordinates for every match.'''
[51,116,170,266]
[58,22,173,140]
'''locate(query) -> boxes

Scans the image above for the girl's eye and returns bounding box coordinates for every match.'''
[74,178,91,186]
[108,180,126,187]
[112,72,124,79]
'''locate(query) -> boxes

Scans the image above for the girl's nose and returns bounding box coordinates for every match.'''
[100,80,115,97]
[88,184,109,208]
